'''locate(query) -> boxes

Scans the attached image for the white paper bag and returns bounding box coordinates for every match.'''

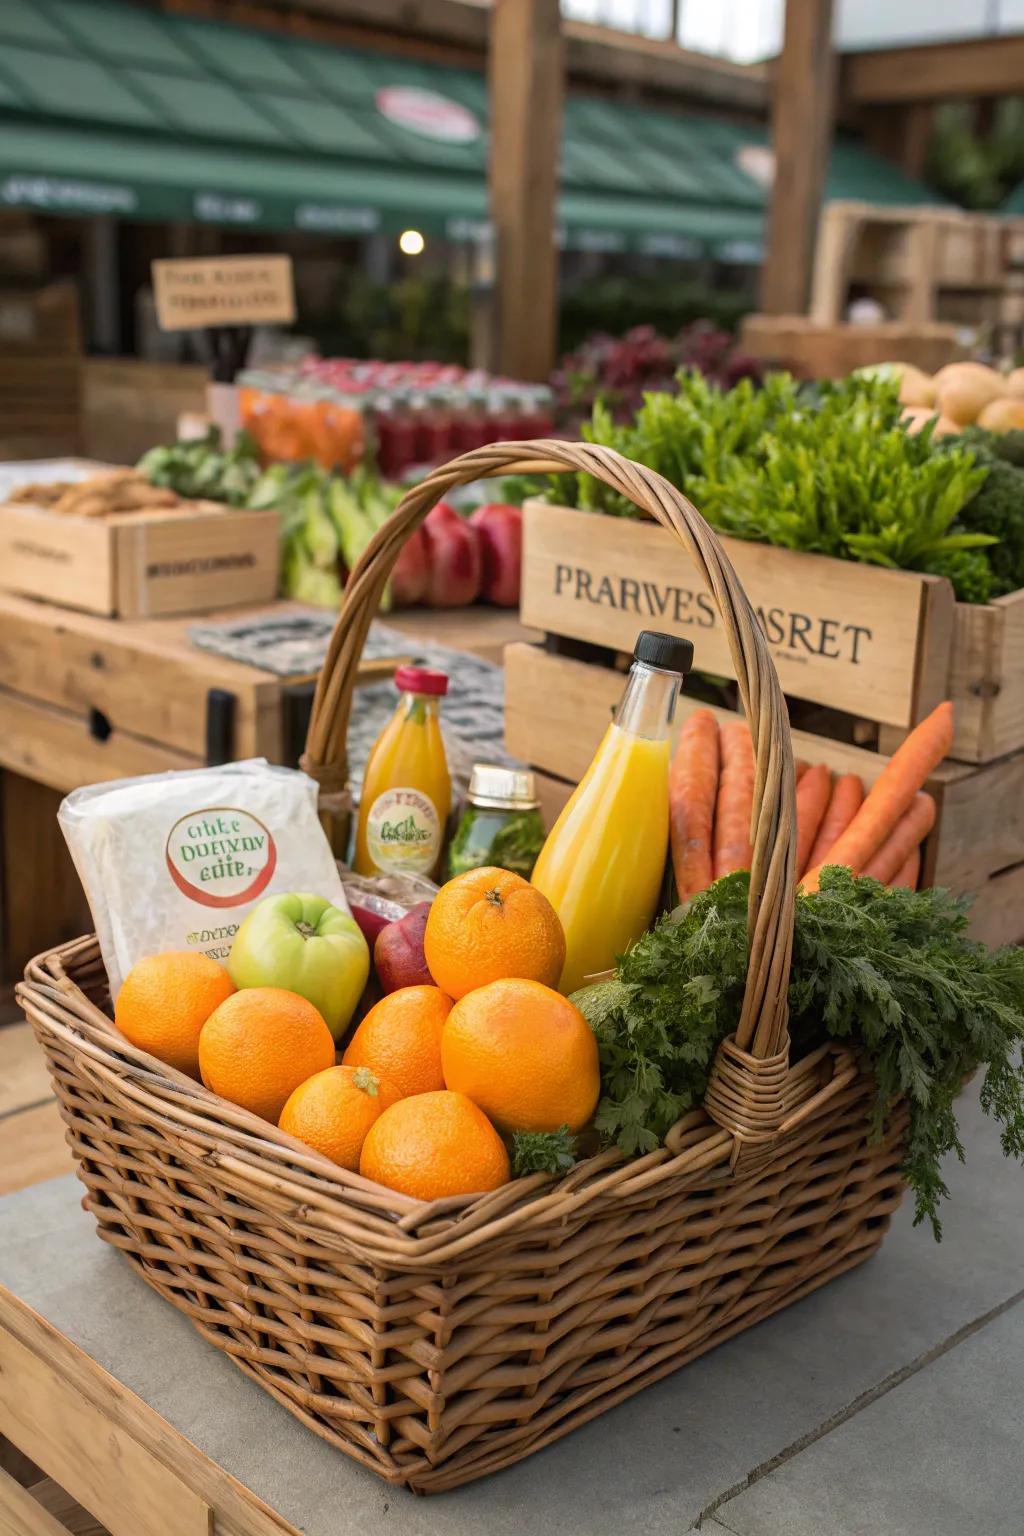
[59,759,348,996]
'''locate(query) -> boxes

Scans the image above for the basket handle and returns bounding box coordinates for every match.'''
[303,440,796,1071]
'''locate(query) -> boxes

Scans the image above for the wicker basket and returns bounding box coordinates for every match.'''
[19,443,908,1494]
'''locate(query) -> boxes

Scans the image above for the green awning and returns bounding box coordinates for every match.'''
[0,0,944,257]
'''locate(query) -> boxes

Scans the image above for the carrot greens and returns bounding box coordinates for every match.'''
[572,870,1024,1237]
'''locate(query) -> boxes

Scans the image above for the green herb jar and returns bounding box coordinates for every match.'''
[448,765,546,880]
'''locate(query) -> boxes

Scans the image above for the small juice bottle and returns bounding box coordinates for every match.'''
[354,668,451,880]
[531,631,694,993]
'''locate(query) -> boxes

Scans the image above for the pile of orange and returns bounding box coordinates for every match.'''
[113,868,600,1206]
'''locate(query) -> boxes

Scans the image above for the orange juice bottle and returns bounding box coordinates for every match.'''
[531,631,694,993]
[354,667,451,879]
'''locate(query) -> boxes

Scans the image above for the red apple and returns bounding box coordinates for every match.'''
[373,901,433,993]
[422,501,482,607]
[390,524,429,606]
[469,503,522,608]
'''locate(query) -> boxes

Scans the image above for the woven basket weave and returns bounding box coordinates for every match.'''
[19,443,908,1494]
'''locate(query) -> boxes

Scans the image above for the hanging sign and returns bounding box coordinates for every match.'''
[152,254,295,331]
[376,86,480,144]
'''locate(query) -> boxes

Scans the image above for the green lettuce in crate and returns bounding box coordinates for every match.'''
[538,374,995,601]
[572,870,1024,1238]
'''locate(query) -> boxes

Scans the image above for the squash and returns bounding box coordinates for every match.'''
[933,362,1004,426]
[977,396,1024,433]
[900,405,939,435]
[897,365,937,409]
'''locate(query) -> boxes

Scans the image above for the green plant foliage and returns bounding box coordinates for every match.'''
[511,1126,578,1177]
[573,870,1024,1237]
[543,373,996,600]
[941,427,1024,598]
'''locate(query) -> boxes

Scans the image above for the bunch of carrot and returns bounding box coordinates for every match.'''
[669,700,954,902]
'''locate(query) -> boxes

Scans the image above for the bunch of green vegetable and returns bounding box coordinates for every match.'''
[940,427,1024,598]
[572,869,1024,1237]
[250,461,402,610]
[137,429,403,610]
[138,429,262,507]
[539,373,1002,602]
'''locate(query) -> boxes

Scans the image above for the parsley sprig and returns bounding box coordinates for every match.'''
[573,870,1024,1237]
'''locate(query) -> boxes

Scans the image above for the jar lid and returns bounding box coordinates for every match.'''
[468,763,538,809]
[394,666,448,696]
[633,630,694,675]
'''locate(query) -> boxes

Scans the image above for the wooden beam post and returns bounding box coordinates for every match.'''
[761,0,836,316]
[488,0,563,381]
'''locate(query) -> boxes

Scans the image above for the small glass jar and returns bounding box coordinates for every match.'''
[448,764,546,879]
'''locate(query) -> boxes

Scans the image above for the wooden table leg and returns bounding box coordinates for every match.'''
[0,771,90,1001]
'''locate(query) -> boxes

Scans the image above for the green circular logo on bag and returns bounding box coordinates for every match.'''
[165,805,277,909]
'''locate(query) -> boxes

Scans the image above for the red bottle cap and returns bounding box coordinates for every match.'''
[394,666,448,696]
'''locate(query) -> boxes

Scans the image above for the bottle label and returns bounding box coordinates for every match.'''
[366,788,441,874]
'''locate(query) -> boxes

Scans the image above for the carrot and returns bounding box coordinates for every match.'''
[806,773,865,870]
[795,763,832,878]
[713,720,755,878]
[890,848,921,891]
[861,792,936,885]
[669,710,720,901]
[801,700,952,893]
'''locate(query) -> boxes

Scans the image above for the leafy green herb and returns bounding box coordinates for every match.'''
[511,1126,577,1177]
[573,870,1024,1236]
[572,874,750,1155]
[138,428,262,507]
[548,373,996,602]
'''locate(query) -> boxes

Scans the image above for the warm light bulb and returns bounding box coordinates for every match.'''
[399,228,425,256]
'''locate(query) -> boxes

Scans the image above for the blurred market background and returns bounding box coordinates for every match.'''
[5,0,1024,467]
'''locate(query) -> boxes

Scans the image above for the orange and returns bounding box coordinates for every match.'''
[114,951,235,1077]
[359,1091,510,1201]
[341,985,451,1099]
[199,987,335,1123]
[424,867,565,1000]
[441,978,599,1134]
[279,1065,399,1171]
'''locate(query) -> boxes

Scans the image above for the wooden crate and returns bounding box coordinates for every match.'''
[0,283,82,459]
[81,359,209,464]
[739,315,961,380]
[503,643,1024,950]
[0,497,281,619]
[521,500,1024,766]
[808,201,1024,352]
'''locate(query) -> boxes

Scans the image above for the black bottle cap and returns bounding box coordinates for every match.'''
[633,630,694,675]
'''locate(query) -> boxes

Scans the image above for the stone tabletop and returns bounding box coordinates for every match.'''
[1,1083,1021,1536]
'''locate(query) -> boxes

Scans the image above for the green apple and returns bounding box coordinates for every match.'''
[228,892,369,1041]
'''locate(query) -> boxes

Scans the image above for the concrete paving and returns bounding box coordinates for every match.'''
[711,1303,1024,1536]
[0,1082,1021,1534]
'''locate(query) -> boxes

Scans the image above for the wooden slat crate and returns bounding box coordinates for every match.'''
[521,500,1024,767]
[504,643,1024,951]
[81,359,209,464]
[809,201,1024,352]
[739,315,961,380]
[0,284,82,458]
[0,496,282,619]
